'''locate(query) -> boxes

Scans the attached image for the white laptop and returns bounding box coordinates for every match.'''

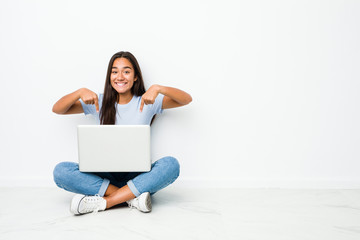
[77,125,151,172]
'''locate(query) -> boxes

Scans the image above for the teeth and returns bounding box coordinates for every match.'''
[116,83,125,86]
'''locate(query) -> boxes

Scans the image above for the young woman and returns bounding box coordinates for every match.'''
[52,51,192,215]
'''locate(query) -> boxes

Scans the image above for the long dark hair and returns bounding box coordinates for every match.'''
[100,51,146,125]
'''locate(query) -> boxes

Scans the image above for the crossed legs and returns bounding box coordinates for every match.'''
[53,156,180,212]
[103,184,135,209]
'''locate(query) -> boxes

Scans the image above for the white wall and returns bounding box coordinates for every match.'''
[1,0,359,188]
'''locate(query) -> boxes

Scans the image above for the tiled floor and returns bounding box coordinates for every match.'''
[1,186,360,240]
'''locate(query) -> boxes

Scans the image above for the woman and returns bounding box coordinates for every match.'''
[52,51,192,215]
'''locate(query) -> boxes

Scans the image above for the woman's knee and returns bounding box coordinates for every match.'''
[158,156,180,179]
[53,162,79,186]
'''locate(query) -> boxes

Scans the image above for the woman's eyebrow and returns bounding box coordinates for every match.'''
[112,66,132,69]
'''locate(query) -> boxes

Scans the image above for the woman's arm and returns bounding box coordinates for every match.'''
[140,84,192,111]
[158,85,192,109]
[52,88,99,115]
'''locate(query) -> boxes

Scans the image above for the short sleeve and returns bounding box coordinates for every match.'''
[152,93,164,115]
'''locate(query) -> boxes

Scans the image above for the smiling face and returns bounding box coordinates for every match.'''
[110,57,137,95]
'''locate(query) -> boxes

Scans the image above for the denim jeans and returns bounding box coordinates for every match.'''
[53,156,180,197]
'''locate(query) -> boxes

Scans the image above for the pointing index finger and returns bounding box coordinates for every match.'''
[94,96,99,112]
[140,97,144,112]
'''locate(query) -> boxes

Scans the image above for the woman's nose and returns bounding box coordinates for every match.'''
[117,72,125,80]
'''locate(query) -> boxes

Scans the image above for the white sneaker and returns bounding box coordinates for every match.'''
[126,192,152,213]
[70,194,107,215]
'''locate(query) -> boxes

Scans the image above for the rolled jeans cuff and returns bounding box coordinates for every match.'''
[98,178,110,197]
[127,180,141,197]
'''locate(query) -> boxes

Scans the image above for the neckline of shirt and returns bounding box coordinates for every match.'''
[116,95,137,108]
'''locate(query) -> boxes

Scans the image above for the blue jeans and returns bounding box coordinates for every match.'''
[53,156,180,197]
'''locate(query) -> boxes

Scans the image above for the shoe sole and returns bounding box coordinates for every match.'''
[70,194,86,215]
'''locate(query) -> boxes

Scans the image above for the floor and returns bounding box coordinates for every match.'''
[1,187,360,240]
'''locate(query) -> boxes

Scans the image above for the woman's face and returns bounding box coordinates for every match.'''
[110,57,137,94]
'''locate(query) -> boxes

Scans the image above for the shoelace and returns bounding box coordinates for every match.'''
[81,194,103,213]
[128,198,138,210]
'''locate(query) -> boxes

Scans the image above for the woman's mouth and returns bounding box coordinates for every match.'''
[115,82,127,87]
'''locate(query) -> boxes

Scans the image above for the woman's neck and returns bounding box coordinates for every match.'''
[117,92,133,105]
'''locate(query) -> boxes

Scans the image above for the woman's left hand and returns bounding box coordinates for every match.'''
[140,85,161,112]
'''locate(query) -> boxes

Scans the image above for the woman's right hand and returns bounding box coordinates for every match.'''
[79,88,99,112]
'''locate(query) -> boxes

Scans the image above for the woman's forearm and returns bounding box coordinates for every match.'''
[52,88,82,114]
[157,85,192,105]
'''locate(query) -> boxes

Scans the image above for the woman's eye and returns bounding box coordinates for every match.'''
[112,71,117,74]
[124,71,130,74]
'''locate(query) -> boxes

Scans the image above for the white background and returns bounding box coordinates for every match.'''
[0,0,359,188]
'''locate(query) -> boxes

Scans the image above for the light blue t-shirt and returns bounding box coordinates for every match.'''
[80,93,164,125]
